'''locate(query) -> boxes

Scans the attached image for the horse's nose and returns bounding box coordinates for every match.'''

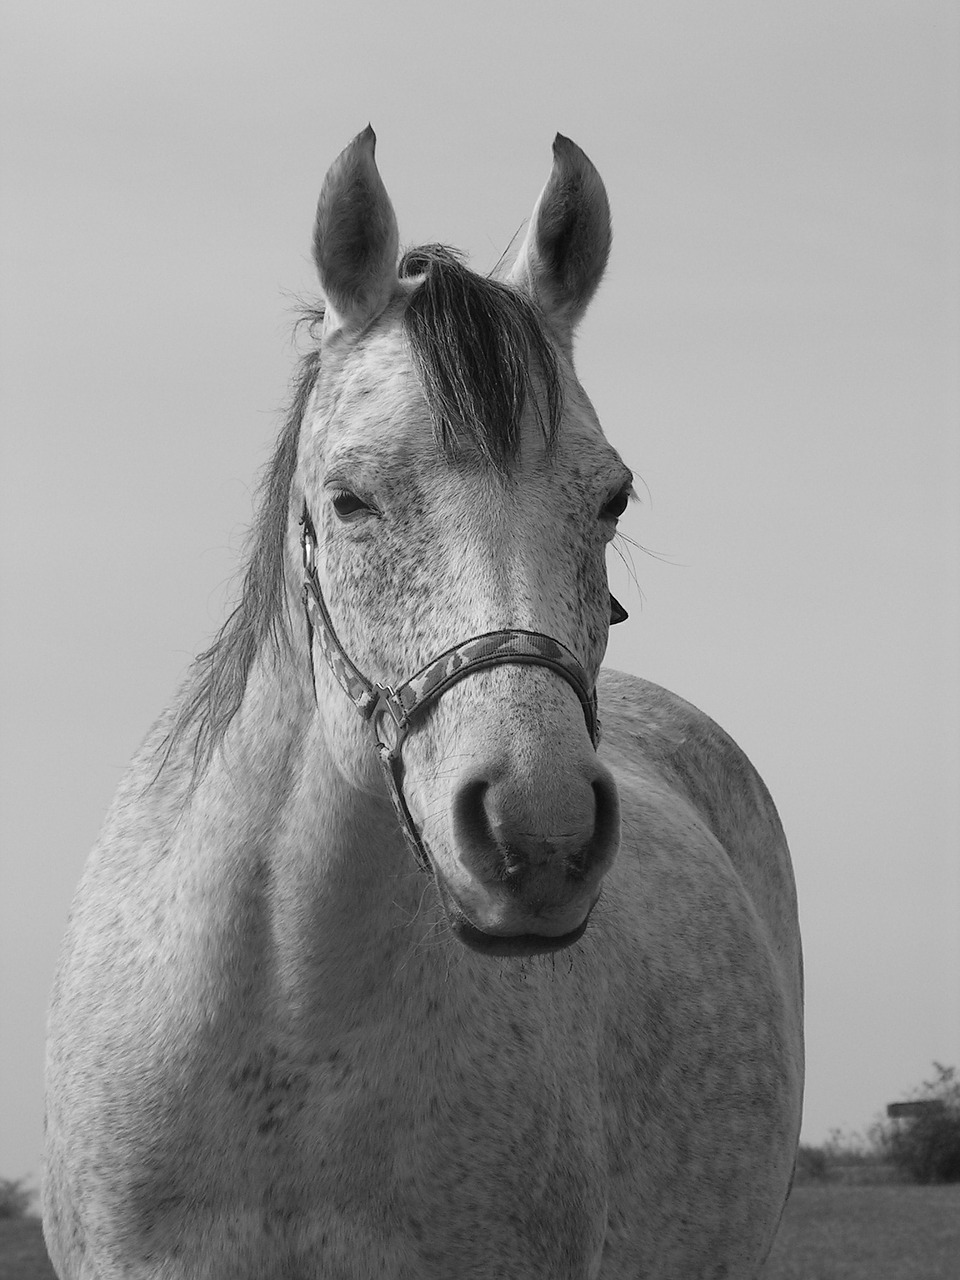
[452,756,621,912]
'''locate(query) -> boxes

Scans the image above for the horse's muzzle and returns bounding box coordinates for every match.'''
[430,756,620,954]
[436,877,600,956]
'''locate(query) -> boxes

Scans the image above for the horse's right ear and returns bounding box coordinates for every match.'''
[313,126,400,337]
[507,134,611,345]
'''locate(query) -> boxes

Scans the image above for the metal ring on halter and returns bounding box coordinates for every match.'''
[299,506,607,869]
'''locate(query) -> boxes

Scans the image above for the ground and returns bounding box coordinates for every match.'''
[3,1185,959,1279]
[763,1184,960,1279]
[0,1217,55,1280]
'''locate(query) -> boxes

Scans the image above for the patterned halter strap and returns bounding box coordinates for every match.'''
[299,507,626,869]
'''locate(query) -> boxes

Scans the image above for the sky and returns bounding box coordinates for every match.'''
[1,0,958,1187]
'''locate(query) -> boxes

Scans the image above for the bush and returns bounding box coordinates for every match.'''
[794,1144,829,1182]
[0,1177,34,1219]
[792,1129,893,1185]
[882,1063,960,1184]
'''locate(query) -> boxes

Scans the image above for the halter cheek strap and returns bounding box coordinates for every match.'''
[299,507,616,869]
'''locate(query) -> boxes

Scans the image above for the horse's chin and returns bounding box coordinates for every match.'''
[433,875,598,957]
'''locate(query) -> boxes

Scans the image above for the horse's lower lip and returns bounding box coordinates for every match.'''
[447,905,594,957]
[430,868,599,956]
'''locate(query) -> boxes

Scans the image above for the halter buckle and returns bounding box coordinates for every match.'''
[299,510,317,573]
[367,684,410,757]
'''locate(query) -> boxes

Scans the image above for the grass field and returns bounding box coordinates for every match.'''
[3,1184,959,1278]
[0,1216,55,1280]
[764,1184,960,1279]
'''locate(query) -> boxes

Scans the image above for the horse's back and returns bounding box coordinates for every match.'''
[592,668,803,1276]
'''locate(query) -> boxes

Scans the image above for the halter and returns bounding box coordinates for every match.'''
[299,507,626,869]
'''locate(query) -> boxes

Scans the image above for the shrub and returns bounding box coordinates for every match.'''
[0,1176,34,1219]
[882,1063,960,1184]
[794,1144,829,1182]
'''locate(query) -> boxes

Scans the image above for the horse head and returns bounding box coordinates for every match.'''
[296,127,631,957]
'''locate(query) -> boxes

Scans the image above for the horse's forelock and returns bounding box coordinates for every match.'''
[399,245,563,471]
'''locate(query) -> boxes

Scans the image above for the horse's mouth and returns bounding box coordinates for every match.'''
[437,880,598,957]
[450,912,592,956]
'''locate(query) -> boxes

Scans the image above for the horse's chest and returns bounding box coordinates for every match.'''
[284,1054,602,1272]
[139,1020,609,1278]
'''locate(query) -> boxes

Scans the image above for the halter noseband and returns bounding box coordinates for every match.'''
[299,507,625,869]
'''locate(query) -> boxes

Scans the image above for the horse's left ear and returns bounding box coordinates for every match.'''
[313,125,400,337]
[507,134,611,342]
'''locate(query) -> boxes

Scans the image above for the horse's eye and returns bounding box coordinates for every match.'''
[602,489,630,521]
[331,490,370,520]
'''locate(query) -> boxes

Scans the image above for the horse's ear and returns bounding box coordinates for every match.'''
[313,126,400,336]
[508,134,611,341]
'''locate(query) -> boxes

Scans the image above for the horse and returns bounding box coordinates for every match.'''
[42,127,803,1279]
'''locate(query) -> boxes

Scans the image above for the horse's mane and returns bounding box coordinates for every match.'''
[164,348,319,778]
[164,246,563,777]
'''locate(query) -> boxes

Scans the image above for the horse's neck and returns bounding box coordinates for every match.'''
[159,649,437,1027]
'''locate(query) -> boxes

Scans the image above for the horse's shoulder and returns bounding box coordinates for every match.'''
[599,668,778,826]
[598,668,798,962]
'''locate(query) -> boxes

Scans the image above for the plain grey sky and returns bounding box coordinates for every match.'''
[2,0,958,1185]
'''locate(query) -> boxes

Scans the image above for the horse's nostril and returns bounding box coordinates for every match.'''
[565,845,590,882]
[453,778,493,851]
[495,844,528,889]
[593,774,620,852]
[454,777,530,887]
[501,848,525,876]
